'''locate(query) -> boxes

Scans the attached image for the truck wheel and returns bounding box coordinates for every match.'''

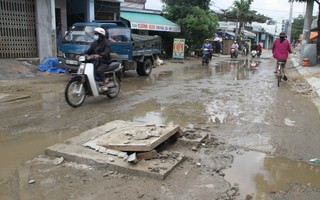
[137,59,152,76]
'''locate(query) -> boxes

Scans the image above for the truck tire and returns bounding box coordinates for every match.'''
[137,59,152,76]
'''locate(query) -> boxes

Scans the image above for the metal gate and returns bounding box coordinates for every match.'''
[0,0,37,58]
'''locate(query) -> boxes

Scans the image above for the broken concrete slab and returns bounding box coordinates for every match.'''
[179,131,209,145]
[45,120,185,180]
[96,122,181,152]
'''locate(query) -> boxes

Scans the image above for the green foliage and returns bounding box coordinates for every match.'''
[162,0,211,11]
[161,0,218,50]
[291,14,304,39]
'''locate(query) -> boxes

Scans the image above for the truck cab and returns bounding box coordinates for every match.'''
[58,20,161,76]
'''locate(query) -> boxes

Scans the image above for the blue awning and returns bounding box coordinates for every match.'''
[120,11,180,33]
[217,31,235,39]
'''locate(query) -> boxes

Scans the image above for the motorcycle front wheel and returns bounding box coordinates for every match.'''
[65,79,86,107]
[106,77,120,99]
[202,57,206,66]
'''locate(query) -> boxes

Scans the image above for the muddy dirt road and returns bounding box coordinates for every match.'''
[1,52,320,199]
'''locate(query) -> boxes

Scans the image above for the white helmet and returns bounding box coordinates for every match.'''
[94,27,106,36]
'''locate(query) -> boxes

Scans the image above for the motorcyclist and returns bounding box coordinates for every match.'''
[201,39,213,60]
[81,27,112,91]
[256,43,262,57]
[230,41,239,55]
[242,41,249,56]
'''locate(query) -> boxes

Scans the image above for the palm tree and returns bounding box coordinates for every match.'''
[233,0,253,35]
[214,0,270,37]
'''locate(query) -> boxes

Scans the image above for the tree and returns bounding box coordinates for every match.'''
[289,0,320,56]
[162,0,211,11]
[291,15,305,40]
[161,0,218,50]
[291,14,317,41]
[214,0,270,35]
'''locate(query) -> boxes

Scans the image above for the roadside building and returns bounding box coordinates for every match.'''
[0,0,179,62]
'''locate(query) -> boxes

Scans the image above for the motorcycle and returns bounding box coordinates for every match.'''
[251,50,257,58]
[230,48,238,58]
[257,49,262,58]
[64,55,123,107]
[202,48,211,65]
[242,47,248,56]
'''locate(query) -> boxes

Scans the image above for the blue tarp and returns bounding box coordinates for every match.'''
[37,58,67,74]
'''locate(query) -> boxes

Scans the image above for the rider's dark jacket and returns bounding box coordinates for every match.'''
[84,39,111,64]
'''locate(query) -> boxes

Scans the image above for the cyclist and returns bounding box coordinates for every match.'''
[272,32,292,81]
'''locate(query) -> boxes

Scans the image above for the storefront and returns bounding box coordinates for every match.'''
[120,10,180,34]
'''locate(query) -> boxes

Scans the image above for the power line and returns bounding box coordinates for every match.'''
[251,7,304,14]
[212,4,304,15]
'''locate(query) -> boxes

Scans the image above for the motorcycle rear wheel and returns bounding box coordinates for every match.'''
[106,77,120,99]
[65,79,86,107]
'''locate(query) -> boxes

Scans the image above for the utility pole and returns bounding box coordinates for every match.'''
[287,1,293,43]
[302,0,314,45]
[235,9,239,42]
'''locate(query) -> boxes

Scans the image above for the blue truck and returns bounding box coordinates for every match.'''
[58,20,162,76]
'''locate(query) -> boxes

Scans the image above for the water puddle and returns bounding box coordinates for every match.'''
[223,150,320,200]
[130,100,209,128]
[0,130,79,177]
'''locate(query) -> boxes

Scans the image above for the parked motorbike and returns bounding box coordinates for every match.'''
[230,48,238,58]
[65,55,123,107]
[202,48,211,65]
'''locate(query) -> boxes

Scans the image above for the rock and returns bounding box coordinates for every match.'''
[118,152,127,158]
[127,153,138,163]
[150,167,160,173]
[53,157,64,165]
[28,180,35,184]
[191,146,198,151]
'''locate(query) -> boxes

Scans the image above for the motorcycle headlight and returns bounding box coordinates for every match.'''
[78,56,86,62]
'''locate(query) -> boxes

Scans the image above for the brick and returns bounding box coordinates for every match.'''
[137,150,158,160]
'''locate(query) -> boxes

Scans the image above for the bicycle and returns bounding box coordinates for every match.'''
[275,60,286,87]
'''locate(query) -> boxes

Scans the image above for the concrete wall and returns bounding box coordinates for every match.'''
[35,0,56,62]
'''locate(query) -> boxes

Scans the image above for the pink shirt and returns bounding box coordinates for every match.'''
[272,38,292,60]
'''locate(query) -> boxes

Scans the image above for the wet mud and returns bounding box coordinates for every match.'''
[0,54,320,199]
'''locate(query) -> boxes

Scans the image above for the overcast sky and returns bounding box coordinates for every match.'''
[145,0,317,22]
